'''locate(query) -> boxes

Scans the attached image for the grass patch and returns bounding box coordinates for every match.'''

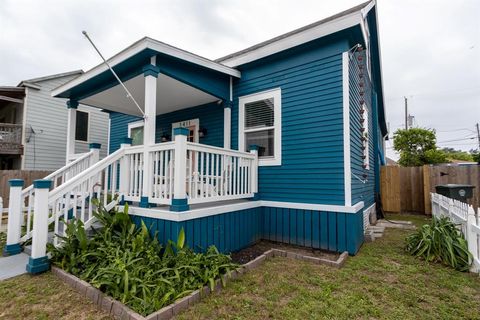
[178,214,480,320]
[0,273,111,319]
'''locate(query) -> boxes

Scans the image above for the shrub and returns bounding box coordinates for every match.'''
[405,217,471,272]
[48,202,238,315]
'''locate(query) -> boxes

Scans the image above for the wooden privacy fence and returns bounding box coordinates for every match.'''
[381,165,480,214]
[0,170,52,207]
[431,192,480,273]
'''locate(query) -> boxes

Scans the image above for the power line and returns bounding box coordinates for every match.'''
[437,136,476,144]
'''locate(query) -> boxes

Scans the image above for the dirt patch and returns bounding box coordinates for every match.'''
[231,240,339,264]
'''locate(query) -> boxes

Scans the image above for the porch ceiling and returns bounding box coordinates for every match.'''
[80,73,219,116]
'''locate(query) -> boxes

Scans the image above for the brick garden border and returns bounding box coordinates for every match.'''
[52,249,348,320]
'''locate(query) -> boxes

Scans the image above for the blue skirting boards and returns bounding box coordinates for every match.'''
[131,206,364,255]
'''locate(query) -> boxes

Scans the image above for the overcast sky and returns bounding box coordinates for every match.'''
[1,0,479,159]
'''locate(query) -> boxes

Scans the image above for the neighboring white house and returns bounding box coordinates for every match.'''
[0,71,109,170]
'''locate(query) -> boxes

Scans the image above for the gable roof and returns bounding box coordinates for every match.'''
[216,1,375,67]
[52,37,241,99]
[18,70,83,89]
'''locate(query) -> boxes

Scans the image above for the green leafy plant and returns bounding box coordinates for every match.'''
[48,202,238,315]
[405,217,472,271]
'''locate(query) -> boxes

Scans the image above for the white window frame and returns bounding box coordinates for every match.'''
[128,120,144,145]
[75,110,90,143]
[239,88,282,166]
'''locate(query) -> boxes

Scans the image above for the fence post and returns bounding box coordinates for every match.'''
[467,207,479,273]
[26,179,52,274]
[170,128,189,212]
[0,196,3,232]
[423,165,431,215]
[2,179,24,256]
[249,145,259,200]
[119,138,132,205]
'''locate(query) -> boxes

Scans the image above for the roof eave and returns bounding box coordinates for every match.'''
[52,38,241,99]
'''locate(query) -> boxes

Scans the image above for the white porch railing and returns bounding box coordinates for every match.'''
[48,148,124,246]
[431,192,480,273]
[5,136,257,261]
[185,142,256,204]
[20,150,96,242]
[121,141,258,205]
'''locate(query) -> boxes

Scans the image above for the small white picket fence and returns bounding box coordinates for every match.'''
[431,192,480,273]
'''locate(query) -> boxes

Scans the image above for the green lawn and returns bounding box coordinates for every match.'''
[177,214,480,320]
[0,272,111,319]
[0,214,479,319]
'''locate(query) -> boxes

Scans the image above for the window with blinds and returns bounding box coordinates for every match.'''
[244,98,275,157]
[239,88,282,166]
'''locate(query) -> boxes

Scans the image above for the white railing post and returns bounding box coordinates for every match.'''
[119,138,132,204]
[89,143,101,165]
[65,100,78,164]
[26,179,51,274]
[224,102,231,149]
[3,179,24,256]
[140,61,159,208]
[249,145,259,200]
[170,128,189,211]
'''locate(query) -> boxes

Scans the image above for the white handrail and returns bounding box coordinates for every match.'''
[49,148,125,201]
[186,141,255,159]
[22,150,94,195]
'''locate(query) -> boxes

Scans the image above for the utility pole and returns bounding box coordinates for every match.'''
[476,123,480,150]
[404,96,408,130]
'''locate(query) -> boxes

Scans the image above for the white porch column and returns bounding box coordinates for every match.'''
[119,138,132,204]
[249,145,259,200]
[65,100,78,164]
[140,61,160,208]
[26,179,51,274]
[3,179,24,256]
[224,102,231,149]
[170,128,189,212]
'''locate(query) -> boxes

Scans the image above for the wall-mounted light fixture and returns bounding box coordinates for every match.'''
[198,127,207,138]
[161,133,171,142]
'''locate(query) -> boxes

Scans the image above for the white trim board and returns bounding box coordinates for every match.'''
[218,8,369,67]
[342,51,351,207]
[125,200,365,222]
[52,38,240,98]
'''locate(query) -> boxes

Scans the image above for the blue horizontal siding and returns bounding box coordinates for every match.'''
[231,38,350,205]
[109,101,224,154]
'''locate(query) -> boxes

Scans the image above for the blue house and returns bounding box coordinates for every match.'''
[4,1,387,271]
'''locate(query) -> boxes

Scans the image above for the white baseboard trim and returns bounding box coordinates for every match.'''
[261,200,364,213]
[125,200,365,222]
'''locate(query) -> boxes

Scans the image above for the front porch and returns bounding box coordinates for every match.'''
[53,38,254,211]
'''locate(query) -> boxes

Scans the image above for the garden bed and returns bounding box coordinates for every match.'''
[52,247,347,319]
[231,240,339,264]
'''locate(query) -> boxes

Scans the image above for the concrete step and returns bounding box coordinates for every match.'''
[376,221,416,230]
